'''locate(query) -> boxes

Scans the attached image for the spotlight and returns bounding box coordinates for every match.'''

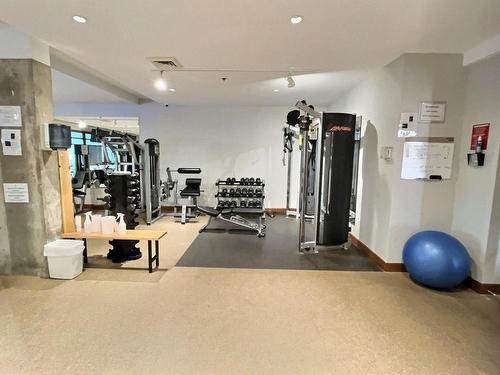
[290,16,303,24]
[154,71,167,91]
[77,120,87,129]
[72,15,87,24]
[287,75,295,88]
[169,88,176,92]
[273,89,279,92]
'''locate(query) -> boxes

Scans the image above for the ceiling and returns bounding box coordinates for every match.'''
[1,0,500,106]
[52,69,129,103]
[56,116,140,135]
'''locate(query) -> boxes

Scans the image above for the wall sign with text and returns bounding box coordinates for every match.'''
[419,102,446,123]
[470,123,490,150]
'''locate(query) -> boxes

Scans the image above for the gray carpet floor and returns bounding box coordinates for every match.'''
[177,215,381,271]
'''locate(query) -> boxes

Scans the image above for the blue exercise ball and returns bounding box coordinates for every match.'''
[403,231,470,289]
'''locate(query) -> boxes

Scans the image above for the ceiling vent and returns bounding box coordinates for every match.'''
[148,57,182,70]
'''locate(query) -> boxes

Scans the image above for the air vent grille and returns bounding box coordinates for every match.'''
[148,57,182,70]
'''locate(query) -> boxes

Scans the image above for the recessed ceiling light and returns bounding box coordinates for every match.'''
[290,15,303,24]
[169,88,176,92]
[77,120,87,129]
[72,15,87,24]
[273,89,279,92]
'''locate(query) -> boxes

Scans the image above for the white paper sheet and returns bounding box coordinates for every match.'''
[1,129,22,156]
[3,183,29,203]
[0,106,22,127]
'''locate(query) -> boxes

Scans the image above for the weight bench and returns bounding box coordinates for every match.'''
[197,206,266,237]
[165,168,202,224]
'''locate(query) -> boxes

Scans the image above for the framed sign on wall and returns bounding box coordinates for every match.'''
[419,101,446,123]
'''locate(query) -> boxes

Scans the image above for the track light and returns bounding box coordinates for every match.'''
[287,75,296,88]
[154,71,168,91]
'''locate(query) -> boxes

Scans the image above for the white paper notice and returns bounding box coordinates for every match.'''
[419,102,446,123]
[398,112,418,137]
[0,106,22,127]
[3,183,29,203]
[1,129,22,156]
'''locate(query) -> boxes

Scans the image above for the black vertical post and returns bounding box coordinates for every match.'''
[148,240,152,273]
[155,240,159,267]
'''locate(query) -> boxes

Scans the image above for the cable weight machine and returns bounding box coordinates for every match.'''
[285,101,357,253]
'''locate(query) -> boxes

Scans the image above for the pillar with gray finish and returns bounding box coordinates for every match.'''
[0,59,61,276]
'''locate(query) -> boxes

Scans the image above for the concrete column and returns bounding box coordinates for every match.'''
[0,26,61,276]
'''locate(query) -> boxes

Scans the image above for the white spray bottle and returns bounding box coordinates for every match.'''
[84,211,93,233]
[116,213,126,234]
[75,215,82,232]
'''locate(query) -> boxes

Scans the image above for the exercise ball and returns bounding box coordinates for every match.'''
[403,231,470,289]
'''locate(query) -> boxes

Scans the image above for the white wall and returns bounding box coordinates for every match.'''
[330,53,465,263]
[452,53,500,283]
[55,102,293,208]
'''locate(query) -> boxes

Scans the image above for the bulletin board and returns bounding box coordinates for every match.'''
[401,137,454,180]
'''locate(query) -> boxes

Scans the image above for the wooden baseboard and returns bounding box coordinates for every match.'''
[348,233,500,294]
[266,208,288,215]
[83,204,105,210]
[464,277,500,294]
[348,233,405,272]
[160,206,289,215]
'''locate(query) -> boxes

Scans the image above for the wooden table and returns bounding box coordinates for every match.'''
[61,230,167,273]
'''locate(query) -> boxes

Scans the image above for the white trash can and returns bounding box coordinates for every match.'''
[44,239,85,279]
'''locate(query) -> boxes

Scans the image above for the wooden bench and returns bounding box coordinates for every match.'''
[61,230,167,273]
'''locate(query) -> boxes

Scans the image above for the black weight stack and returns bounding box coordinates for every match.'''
[104,172,142,263]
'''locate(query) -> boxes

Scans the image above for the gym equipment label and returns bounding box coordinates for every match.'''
[0,106,22,127]
[3,183,29,203]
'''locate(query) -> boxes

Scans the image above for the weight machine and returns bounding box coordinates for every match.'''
[92,129,162,225]
[285,101,356,253]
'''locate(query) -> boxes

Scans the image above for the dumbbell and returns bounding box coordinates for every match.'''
[229,188,235,197]
[240,177,245,185]
[240,200,247,208]
[247,188,254,197]
[243,178,249,185]
[231,177,236,184]
[241,188,248,197]
[230,200,237,208]
[127,196,137,204]
[255,188,262,197]
[254,201,262,208]
[235,188,242,196]
[256,177,262,185]
[249,177,255,185]
[226,177,232,184]
[221,188,228,197]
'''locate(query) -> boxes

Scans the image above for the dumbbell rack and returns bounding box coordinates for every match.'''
[103,171,142,263]
[215,178,265,211]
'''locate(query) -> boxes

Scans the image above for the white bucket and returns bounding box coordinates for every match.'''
[44,239,84,279]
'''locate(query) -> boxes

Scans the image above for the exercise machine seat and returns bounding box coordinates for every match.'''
[180,178,201,197]
[177,168,201,174]
[197,206,232,216]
